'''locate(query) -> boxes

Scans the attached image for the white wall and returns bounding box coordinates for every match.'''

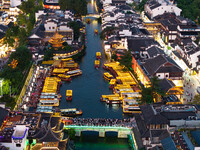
[146,5,182,18]
[44,21,57,32]
[10,0,21,7]
[170,120,200,127]
[35,10,47,22]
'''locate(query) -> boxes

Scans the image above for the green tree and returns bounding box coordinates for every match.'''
[111,52,118,61]
[141,76,164,104]
[0,94,16,110]
[188,94,200,104]
[20,0,35,14]
[17,28,27,46]
[3,28,15,47]
[59,0,87,16]
[44,48,54,61]
[119,50,132,70]
[67,21,80,40]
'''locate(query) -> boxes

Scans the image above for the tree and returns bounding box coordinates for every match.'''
[67,21,80,40]
[44,48,54,61]
[119,50,132,70]
[17,28,27,46]
[59,0,87,16]
[3,28,15,47]
[111,52,118,61]
[188,94,200,104]
[0,94,16,110]
[141,76,164,104]
[20,0,35,14]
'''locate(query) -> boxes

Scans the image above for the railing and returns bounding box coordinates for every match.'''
[14,64,34,110]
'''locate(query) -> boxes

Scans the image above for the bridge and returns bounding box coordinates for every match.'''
[63,118,136,138]
[83,14,100,19]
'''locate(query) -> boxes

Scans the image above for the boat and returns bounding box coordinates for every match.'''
[67,69,82,77]
[105,96,123,104]
[96,52,101,59]
[60,108,83,117]
[58,74,72,82]
[94,29,98,34]
[109,79,116,89]
[66,90,72,101]
[103,72,113,81]
[122,99,141,114]
[95,60,100,69]
[86,18,91,24]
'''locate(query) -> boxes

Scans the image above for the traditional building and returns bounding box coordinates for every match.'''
[142,54,183,80]
[43,0,60,9]
[30,113,68,150]
[48,30,65,49]
[144,0,181,19]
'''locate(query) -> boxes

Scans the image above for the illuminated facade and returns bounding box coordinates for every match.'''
[132,56,150,86]
[43,0,60,9]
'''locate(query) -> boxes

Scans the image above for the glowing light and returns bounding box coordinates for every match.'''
[91,0,94,5]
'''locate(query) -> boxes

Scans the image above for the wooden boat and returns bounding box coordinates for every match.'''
[103,72,113,81]
[123,99,141,114]
[86,18,91,24]
[96,52,101,59]
[95,60,100,69]
[66,90,72,101]
[94,29,98,34]
[60,108,83,117]
[67,69,82,77]
[58,74,72,82]
[109,79,116,89]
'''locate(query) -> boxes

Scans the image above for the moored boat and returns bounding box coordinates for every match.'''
[109,79,116,89]
[66,90,72,101]
[103,72,113,81]
[86,18,91,24]
[95,60,100,69]
[96,52,101,59]
[94,29,98,34]
[58,74,72,82]
[60,108,83,117]
[67,69,82,77]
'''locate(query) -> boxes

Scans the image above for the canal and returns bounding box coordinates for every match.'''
[59,1,124,119]
[62,1,131,150]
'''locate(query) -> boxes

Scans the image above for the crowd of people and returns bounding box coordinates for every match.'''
[71,118,136,128]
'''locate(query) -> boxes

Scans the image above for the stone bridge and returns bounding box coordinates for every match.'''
[64,125,132,138]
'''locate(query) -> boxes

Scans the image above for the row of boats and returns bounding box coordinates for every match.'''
[101,62,141,114]
[51,58,82,81]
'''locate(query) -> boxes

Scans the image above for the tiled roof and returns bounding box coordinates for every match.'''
[159,78,175,93]
[0,107,9,127]
[140,105,169,125]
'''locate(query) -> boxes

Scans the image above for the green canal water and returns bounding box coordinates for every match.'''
[74,136,130,150]
[62,1,132,149]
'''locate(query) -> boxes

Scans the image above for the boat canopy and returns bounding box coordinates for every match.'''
[60,108,77,112]
[67,69,82,74]
[66,90,72,96]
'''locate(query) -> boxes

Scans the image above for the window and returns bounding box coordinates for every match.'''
[158,75,160,77]
[52,27,55,29]
[166,75,168,77]
[49,27,51,29]
[16,144,21,147]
